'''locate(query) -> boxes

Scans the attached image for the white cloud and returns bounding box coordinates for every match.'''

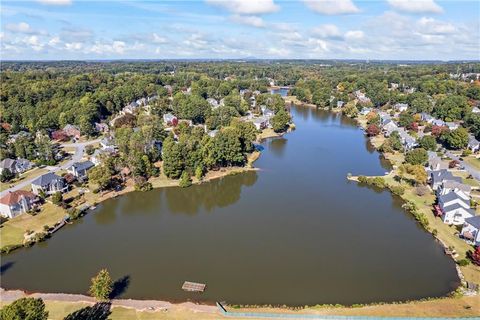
[5,22,47,35]
[89,41,126,55]
[23,35,44,51]
[37,0,72,5]
[303,0,360,15]
[230,15,265,28]
[311,24,343,39]
[344,30,364,41]
[65,42,83,51]
[152,33,168,44]
[206,0,279,15]
[387,0,443,14]
[48,36,61,47]
[417,17,455,35]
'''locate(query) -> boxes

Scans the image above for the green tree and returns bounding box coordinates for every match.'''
[89,269,113,301]
[270,108,291,133]
[162,136,184,179]
[444,127,469,150]
[388,131,404,152]
[51,191,63,206]
[0,297,48,320]
[0,168,14,183]
[398,112,414,128]
[405,148,428,165]
[179,171,192,188]
[88,164,113,190]
[418,135,437,151]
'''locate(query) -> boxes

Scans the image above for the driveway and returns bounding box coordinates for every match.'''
[0,139,100,197]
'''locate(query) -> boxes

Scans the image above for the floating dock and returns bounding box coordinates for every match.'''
[182,281,206,292]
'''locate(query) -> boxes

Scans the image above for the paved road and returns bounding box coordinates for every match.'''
[0,139,100,197]
[445,151,480,181]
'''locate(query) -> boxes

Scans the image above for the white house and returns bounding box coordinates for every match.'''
[0,190,38,218]
[461,216,480,246]
[207,98,219,109]
[438,180,471,197]
[446,122,460,130]
[438,192,470,210]
[31,172,68,195]
[468,135,480,153]
[252,116,269,130]
[337,101,344,108]
[394,103,409,112]
[441,203,475,225]
[67,161,94,181]
[420,113,434,124]
[430,169,462,191]
[472,106,480,114]
[382,120,398,137]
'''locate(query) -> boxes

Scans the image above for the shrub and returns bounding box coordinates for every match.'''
[405,148,428,165]
[0,297,48,320]
[457,259,470,266]
[51,192,63,205]
[179,171,192,188]
[415,185,429,196]
[133,176,152,192]
[390,185,405,196]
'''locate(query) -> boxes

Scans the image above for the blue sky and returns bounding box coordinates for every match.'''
[1,0,479,60]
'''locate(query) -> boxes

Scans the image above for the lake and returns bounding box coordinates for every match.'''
[0,106,459,306]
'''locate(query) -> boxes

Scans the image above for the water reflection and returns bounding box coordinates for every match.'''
[268,138,288,158]
[164,171,258,215]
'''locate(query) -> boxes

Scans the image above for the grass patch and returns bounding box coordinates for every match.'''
[464,156,480,171]
[0,168,48,191]
[0,203,66,248]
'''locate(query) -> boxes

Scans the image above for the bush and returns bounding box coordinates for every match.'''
[133,176,152,192]
[51,191,63,205]
[405,148,428,165]
[390,185,405,196]
[179,171,192,188]
[415,185,429,196]
[457,259,470,266]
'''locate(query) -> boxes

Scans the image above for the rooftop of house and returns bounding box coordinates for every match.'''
[442,180,472,192]
[69,161,94,172]
[465,215,480,229]
[0,190,36,206]
[431,169,459,184]
[0,158,15,169]
[438,192,470,205]
[31,172,63,186]
[442,203,475,215]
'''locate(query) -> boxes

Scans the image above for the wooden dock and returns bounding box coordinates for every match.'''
[182,281,206,292]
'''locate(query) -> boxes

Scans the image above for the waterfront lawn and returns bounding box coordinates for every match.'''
[0,203,66,248]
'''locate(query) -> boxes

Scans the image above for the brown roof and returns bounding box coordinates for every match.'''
[0,190,36,206]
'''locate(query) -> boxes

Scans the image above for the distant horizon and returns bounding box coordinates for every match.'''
[1,0,479,61]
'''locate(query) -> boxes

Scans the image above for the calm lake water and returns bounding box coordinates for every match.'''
[1,106,459,306]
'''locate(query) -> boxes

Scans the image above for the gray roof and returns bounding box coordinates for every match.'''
[442,180,471,192]
[439,192,469,205]
[431,169,459,185]
[465,216,480,229]
[442,203,475,215]
[70,161,94,172]
[0,158,15,170]
[31,172,63,187]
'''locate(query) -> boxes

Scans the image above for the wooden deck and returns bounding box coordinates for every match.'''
[182,281,206,292]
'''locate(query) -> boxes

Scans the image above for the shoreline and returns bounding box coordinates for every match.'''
[1,287,479,318]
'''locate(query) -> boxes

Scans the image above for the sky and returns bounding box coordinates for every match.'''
[1,0,479,61]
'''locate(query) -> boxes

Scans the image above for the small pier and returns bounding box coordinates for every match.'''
[182,281,206,292]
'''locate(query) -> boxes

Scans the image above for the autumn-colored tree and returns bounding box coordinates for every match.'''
[366,124,380,136]
[431,125,448,137]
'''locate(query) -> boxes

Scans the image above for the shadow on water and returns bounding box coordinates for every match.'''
[268,138,288,158]
[110,275,131,299]
[64,302,111,320]
[0,262,15,275]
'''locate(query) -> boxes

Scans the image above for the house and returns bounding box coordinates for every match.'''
[428,157,447,171]
[63,124,81,139]
[420,113,434,124]
[208,130,219,138]
[390,83,399,90]
[51,129,69,141]
[14,159,33,174]
[0,190,38,218]
[438,180,472,197]
[31,172,68,195]
[382,120,398,137]
[472,106,480,114]
[100,137,116,150]
[252,117,269,130]
[468,135,480,153]
[430,169,462,190]
[438,192,470,210]
[461,216,480,245]
[432,119,446,127]
[0,158,16,175]
[262,107,275,118]
[90,147,115,166]
[379,112,392,125]
[7,131,30,144]
[337,101,344,108]
[207,98,219,109]
[67,161,94,181]
[163,113,178,127]
[441,203,475,225]
[359,108,372,116]
[394,103,409,112]
[397,129,417,150]
[446,122,460,131]
[95,122,109,133]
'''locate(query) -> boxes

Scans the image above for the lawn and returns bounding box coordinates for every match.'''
[0,203,67,248]
[0,168,48,192]
[465,156,480,171]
